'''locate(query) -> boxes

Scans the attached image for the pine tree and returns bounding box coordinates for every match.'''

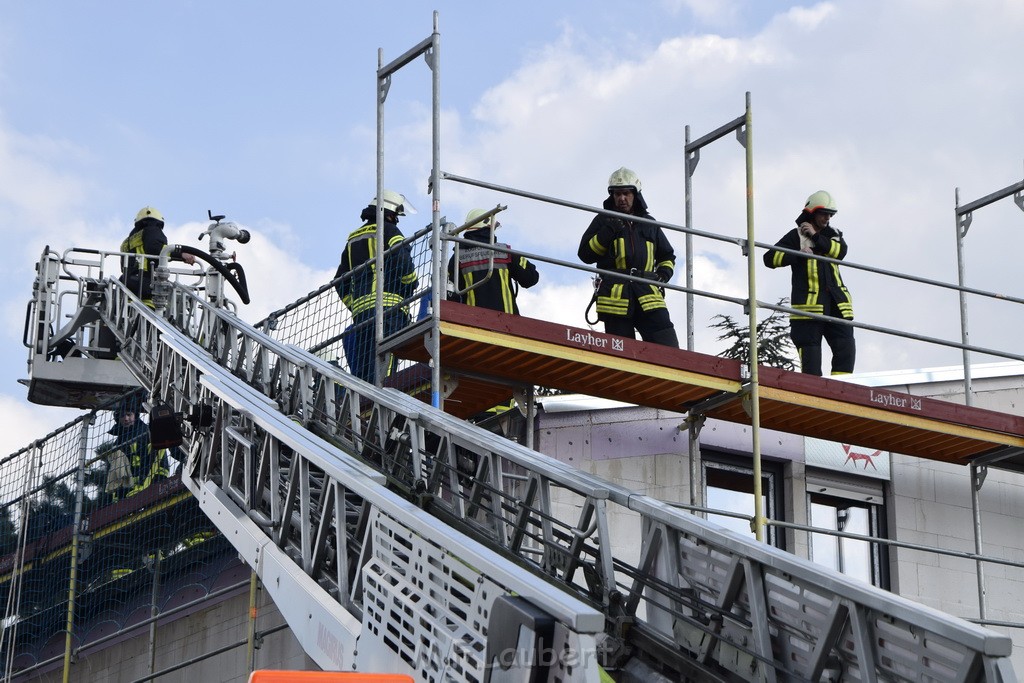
[710,298,797,371]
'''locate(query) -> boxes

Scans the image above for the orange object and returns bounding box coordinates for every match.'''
[248,673,413,683]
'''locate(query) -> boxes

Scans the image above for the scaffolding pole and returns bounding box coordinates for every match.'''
[376,13,442,404]
[684,93,764,540]
[954,172,1024,622]
[62,416,94,683]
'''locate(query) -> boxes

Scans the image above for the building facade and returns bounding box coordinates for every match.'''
[533,362,1024,669]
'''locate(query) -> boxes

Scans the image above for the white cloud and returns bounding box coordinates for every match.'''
[516,280,596,330]
[785,2,837,31]
[659,0,743,27]
[0,394,78,460]
[165,220,335,326]
[0,123,99,249]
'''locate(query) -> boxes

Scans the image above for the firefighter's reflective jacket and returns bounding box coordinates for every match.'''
[105,420,171,500]
[763,225,854,320]
[577,198,675,320]
[448,228,539,314]
[119,219,168,303]
[334,220,417,316]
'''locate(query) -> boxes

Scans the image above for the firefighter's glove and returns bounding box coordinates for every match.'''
[596,220,625,246]
[653,268,670,298]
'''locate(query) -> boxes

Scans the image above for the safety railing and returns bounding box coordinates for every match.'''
[673,499,1024,632]
[37,254,1006,681]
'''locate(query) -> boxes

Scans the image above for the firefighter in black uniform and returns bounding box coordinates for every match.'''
[103,393,173,501]
[448,208,539,314]
[334,189,419,384]
[763,190,855,376]
[578,167,678,347]
[119,206,195,308]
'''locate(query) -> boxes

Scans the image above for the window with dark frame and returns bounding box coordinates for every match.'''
[703,455,784,549]
[807,473,889,589]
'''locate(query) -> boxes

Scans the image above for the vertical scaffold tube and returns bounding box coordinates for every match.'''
[63,415,93,682]
[429,12,444,409]
[684,125,695,351]
[743,92,765,543]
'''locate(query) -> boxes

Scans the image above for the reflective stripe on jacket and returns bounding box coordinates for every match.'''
[578,209,675,319]
[120,220,168,300]
[334,222,417,315]
[448,231,539,314]
[127,447,170,496]
[763,226,854,319]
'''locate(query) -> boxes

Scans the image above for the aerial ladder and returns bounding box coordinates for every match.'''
[21,239,1017,682]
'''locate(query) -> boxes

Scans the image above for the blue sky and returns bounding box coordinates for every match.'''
[3,0,1024,455]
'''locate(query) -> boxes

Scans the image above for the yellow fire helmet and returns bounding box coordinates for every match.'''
[134,206,165,224]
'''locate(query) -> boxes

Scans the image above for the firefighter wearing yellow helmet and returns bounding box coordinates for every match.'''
[119,206,196,307]
[763,190,855,376]
[447,208,539,314]
[577,167,679,347]
[334,190,419,384]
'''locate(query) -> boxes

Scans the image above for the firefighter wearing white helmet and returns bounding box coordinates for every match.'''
[577,167,679,347]
[607,167,642,194]
[803,190,837,214]
[447,208,539,314]
[763,190,855,376]
[369,189,417,217]
[334,189,419,384]
[119,206,195,307]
